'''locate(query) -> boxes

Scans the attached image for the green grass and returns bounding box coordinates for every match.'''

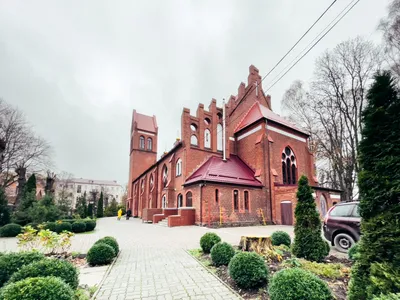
[188,248,215,270]
[298,259,348,279]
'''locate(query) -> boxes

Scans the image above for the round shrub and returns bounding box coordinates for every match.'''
[348,243,359,261]
[0,223,22,237]
[44,222,57,232]
[210,242,235,266]
[9,258,79,289]
[0,276,74,300]
[95,236,119,255]
[268,268,333,300]
[0,251,45,287]
[84,219,96,231]
[271,231,291,247]
[71,221,86,233]
[55,222,72,233]
[87,243,115,266]
[228,252,269,289]
[200,232,221,253]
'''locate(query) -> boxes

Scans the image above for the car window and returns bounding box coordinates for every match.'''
[351,204,360,217]
[329,204,354,217]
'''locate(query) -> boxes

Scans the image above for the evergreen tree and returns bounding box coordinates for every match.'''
[292,175,329,262]
[96,192,104,218]
[28,195,61,223]
[0,187,10,226]
[348,71,400,299]
[75,192,88,218]
[25,174,37,196]
[13,191,36,225]
[104,198,118,217]
[87,203,93,219]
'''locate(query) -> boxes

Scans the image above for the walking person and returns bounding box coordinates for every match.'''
[117,208,122,221]
[126,208,132,220]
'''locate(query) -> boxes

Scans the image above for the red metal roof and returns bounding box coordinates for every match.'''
[184,155,263,187]
[234,101,308,135]
[133,110,157,133]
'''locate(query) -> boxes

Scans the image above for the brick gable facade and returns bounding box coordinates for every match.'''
[127,65,341,226]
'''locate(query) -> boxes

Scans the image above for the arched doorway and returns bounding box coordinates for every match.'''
[161,195,167,208]
[186,192,192,207]
[281,201,293,225]
[177,194,183,208]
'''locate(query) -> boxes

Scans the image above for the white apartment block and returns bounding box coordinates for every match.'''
[55,178,124,209]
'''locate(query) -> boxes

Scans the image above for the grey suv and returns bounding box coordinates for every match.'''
[323,201,361,252]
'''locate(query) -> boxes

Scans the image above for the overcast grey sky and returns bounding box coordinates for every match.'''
[0,0,390,185]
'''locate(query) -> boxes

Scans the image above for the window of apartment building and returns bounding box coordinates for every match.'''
[147,137,153,150]
[176,158,182,176]
[282,146,297,185]
[77,185,81,193]
[204,129,211,148]
[139,136,145,149]
[215,189,219,204]
[244,191,249,211]
[233,190,239,211]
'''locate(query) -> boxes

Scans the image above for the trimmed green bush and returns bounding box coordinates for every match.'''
[292,176,329,262]
[44,222,57,232]
[0,223,22,237]
[87,243,115,266]
[0,276,74,300]
[94,236,119,255]
[210,242,235,266]
[0,251,45,287]
[271,231,291,247]
[200,232,221,254]
[228,252,268,289]
[71,221,86,233]
[269,268,333,300]
[55,222,72,233]
[8,258,79,289]
[83,219,96,231]
[348,243,359,261]
[373,294,400,300]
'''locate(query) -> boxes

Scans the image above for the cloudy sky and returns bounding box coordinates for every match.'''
[0,0,390,185]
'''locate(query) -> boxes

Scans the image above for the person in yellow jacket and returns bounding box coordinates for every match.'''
[117,209,123,221]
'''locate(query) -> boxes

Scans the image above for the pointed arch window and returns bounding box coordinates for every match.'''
[177,194,183,208]
[147,138,153,150]
[176,158,182,176]
[191,135,198,146]
[162,165,168,188]
[186,191,192,207]
[282,147,297,184]
[149,174,154,190]
[204,129,211,148]
[139,136,145,149]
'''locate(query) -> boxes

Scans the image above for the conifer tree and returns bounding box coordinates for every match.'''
[87,203,93,219]
[348,71,400,299]
[292,175,329,262]
[25,174,37,196]
[75,192,88,218]
[0,188,10,226]
[96,192,104,218]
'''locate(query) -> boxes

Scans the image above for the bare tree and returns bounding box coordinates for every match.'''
[379,0,400,78]
[0,99,52,196]
[282,37,381,200]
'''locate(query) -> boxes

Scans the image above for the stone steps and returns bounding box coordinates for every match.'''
[158,219,168,227]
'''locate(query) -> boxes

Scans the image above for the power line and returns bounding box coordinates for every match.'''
[229,0,338,117]
[264,0,357,90]
[264,0,361,93]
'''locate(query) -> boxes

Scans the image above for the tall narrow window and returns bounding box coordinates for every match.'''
[176,158,182,176]
[147,138,152,150]
[233,190,239,211]
[162,165,168,188]
[217,124,223,151]
[139,136,145,149]
[215,189,219,204]
[281,147,297,184]
[204,129,211,148]
[186,192,192,207]
[177,194,183,208]
[244,191,249,210]
[191,135,198,146]
[162,195,167,208]
[149,175,154,190]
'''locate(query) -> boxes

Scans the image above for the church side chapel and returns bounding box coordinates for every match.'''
[127,65,341,227]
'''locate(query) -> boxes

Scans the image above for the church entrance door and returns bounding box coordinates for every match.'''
[281,201,293,225]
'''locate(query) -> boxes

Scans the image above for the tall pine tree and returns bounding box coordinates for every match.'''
[0,188,10,226]
[87,203,93,219]
[96,192,104,218]
[25,174,37,196]
[348,71,400,299]
[292,175,329,262]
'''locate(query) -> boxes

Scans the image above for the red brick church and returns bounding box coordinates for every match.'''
[127,65,341,227]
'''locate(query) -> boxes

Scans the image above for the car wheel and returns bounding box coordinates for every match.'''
[333,233,355,253]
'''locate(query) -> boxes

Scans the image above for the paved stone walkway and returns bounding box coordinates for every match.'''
[95,247,240,300]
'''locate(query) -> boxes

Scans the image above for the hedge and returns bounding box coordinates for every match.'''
[0,224,22,237]
[71,221,86,233]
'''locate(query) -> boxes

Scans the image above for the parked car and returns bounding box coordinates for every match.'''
[323,201,360,253]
